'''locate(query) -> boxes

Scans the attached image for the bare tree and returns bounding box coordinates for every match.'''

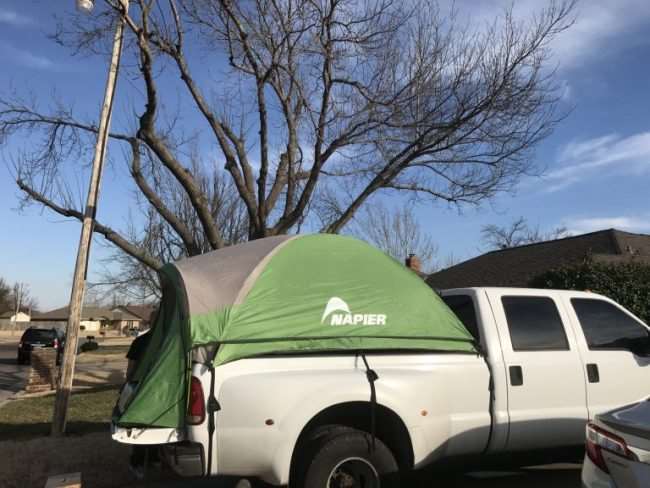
[91,154,248,300]
[10,282,38,315]
[1,0,575,273]
[352,202,438,271]
[0,279,12,314]
[482,216,570,250]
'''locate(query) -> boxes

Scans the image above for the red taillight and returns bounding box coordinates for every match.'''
[186,376,205,425]
[586,422,638,473]
[53,338,59,349]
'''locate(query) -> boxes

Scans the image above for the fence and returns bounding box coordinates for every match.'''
[0,320,66,331]
[0,320,31,331]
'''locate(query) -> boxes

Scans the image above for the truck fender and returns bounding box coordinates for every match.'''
[268,383,420,485]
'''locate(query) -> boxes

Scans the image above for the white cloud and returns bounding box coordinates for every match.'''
[452,0,650,71]
[548,0,650,69]
[0,9,35,27]
[0,42,55,70]
[542,131,650,192]
[563,216,650,235]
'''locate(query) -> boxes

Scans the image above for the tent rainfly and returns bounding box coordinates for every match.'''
[115,234,477,429]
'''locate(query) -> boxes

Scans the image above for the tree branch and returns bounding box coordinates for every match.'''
[17,179,163,270]
[128,139,201,256]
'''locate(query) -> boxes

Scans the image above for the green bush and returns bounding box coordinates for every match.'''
[530,258,650,325]
[80,340,99,352]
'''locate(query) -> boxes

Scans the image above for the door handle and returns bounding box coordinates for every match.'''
[587,363,600,383]
[509,365,523,386]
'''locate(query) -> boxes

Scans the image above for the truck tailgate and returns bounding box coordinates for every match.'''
[111,423,185,445]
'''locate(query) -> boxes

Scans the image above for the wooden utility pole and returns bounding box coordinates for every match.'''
[51,0,129,436]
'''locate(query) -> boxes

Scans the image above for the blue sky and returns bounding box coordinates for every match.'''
[1,0,650,309]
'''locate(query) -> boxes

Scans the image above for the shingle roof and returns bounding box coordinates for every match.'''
[0,309,30,318]
[32,306,140,322]
[426,229,650,290]
[114,304,157,322]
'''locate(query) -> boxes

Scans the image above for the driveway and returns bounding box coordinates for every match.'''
[0,340,28,404]
[0,338,128,404]
[128,464,582,488]
[422,464,582,487]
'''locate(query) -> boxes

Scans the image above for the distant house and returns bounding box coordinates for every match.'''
[32,305,143,333]
[0,311,31,323]
[111,304,157,331]
[427,229,650,290]
[32,306,111,332]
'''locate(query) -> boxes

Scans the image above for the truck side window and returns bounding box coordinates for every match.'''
[502,296,569,351]
[571,298,649,349]
[442,295,480,342]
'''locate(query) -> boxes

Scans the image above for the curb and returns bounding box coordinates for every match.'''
[7,383,123,401]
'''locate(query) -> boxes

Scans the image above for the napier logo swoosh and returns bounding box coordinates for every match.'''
[321,297,387,326]
[321,297,351,323]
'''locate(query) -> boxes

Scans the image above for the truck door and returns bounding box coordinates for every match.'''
[488,291,588,450]
[562,295,650,418]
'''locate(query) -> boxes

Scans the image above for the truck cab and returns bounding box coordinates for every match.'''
[441,288,650,452]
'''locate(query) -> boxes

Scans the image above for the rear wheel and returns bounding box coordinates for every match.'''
[298,428,400,488]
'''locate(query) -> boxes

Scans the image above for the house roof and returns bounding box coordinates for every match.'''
[427,228,650,290]
[33,306,140,322]
[0,309,31,318]
[113,304,157,323]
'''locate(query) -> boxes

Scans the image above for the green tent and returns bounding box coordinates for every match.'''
[115,234,476,429]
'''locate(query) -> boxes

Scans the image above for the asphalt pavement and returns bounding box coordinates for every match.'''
[128,464,583,488]
[0,339,28,404]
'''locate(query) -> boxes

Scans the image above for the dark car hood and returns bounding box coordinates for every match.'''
[599,399,650,441]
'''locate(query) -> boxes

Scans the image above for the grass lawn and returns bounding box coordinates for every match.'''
[0,385,119,439]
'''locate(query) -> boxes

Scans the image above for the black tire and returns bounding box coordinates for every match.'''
[298,428,400,488]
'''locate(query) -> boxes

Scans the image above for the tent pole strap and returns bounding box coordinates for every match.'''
[359,352,379,452]
[205,363,220,476]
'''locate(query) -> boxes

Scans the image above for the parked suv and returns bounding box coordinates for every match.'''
[17,327,65,365]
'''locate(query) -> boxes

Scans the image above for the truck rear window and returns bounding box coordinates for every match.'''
[22,329,55,343]
[442,295,480,342]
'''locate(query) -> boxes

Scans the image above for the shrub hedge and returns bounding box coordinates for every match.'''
[530,258,650,325]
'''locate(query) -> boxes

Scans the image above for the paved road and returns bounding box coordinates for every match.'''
[131,464,582,488]
[0,340,28,404]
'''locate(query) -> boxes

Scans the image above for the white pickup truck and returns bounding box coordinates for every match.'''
[113,287,650,487]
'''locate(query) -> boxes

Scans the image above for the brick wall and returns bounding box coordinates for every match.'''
[25,349,58,393]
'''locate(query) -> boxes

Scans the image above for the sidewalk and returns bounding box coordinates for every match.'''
[0,331,23,342]
[0,330,135,343]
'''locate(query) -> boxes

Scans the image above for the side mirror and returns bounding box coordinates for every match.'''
[629,336,650,357]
